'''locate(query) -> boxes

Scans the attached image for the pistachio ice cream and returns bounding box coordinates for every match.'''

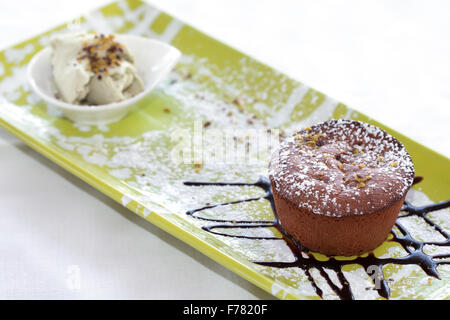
[50,32,144,105]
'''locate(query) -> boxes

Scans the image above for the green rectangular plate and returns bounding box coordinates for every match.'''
[0,0,449,299]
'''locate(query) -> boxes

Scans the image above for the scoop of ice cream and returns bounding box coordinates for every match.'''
[50,32,144,105]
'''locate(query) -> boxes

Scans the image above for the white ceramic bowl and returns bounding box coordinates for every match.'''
[27,34,181,124]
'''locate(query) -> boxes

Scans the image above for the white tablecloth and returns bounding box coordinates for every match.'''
[0,0,448,299]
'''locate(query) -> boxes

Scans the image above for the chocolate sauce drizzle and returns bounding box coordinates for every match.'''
[184,177,450,300]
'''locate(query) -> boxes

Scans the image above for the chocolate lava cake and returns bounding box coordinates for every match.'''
[269,119,415,256]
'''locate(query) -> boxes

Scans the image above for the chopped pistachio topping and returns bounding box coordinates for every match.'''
[390,161,398,167]
[353,174,371,188]
[353,174,371,182]
[296,132,325,149]
[78,33,126,76]
[193,160,202,168]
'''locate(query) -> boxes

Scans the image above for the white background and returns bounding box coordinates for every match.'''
[0,0,449,299]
